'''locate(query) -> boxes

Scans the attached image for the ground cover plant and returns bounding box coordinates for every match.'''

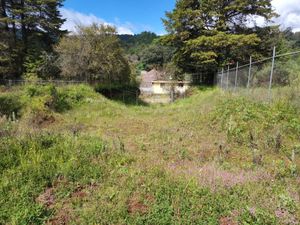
[0,84,299,224]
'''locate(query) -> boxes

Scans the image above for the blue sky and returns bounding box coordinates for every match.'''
[60,0,300,35]
[61,0,176,34]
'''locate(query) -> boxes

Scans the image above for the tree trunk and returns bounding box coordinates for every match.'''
[1,0,9,31]
[20,0,27,45]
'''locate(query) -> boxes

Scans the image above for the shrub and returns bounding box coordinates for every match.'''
[24,84,94,114]
[0,93,22,117]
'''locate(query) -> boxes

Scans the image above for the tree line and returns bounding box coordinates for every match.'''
[0,0,133,85]
[1,0,300,86]
[0,0,66,79]
[161,0,300,84]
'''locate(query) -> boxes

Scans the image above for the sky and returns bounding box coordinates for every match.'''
[61,0,175,35]
[61,0,300,35]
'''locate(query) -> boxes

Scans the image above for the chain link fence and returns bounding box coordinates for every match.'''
[216,48,300,102]
[0,79,88,86]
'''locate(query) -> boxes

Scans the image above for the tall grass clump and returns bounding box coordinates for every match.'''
[0,84,97,127]
[213,97,300,145]
[24,84,96,113]
[212,95,300,177]
[0,93,23,118]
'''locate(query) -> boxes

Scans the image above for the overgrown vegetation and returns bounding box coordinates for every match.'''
[1,0,300,224]
[0,84,299,224]
[57,24,131,84]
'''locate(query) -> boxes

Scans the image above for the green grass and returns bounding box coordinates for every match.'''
[0,84,299,224]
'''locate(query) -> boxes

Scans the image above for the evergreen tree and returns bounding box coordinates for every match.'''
[162,0,277,80]
[0,0,66,79]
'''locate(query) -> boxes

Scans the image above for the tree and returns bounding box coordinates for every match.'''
[140,43,174,70]
[0,31,14,79]
[290,31,300,48]
[119,32,158,54]
[0,0,66,79]
[56,24,131,84]
[162,0,277,83]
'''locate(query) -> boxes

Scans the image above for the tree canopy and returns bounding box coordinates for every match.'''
[162,0,278,75]
[56,24,131,84]
[0,0,66,79]
[119,32,158,55]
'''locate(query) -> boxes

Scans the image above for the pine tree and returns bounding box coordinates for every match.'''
[162,0,278,81]
[0,0,66,79]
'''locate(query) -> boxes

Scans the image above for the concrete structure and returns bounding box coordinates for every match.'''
[140,69,165,94]
[152,80,191,95]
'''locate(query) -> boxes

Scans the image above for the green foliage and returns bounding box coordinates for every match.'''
[56,24,131,84]
[24,49,60,80]
[213,97,300,145]
[162,0,277,78]
[0,93,22,117]
[139,43,174,70]
[0,133,130,224]
[0,31,15,78]
[0,84,95,122]
[24,84,95,113]
[0,0,66,78]
[119,32,176,73]
[119,32,158,55]
[0,85,300,224]
[289,31,300,48]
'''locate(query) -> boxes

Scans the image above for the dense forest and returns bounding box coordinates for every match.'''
[0,0,66,79]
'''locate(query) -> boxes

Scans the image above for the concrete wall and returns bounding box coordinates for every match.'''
[152,82,190,95]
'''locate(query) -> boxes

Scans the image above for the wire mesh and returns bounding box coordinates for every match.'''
[217,49,300,102]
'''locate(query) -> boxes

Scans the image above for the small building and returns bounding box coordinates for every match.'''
[152,80,191,95]
[140,69,165,94]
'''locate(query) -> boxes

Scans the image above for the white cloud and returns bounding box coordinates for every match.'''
[248,0,300,32]
[60,8,134,35]
[272,0,300,32]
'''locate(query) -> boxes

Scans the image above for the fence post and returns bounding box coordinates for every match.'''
[136,91,138,105]
[226,65,229,90]
[234,62,239,92]
[269,46,276,99]
[221,68,224,89]
[247,56,252,89]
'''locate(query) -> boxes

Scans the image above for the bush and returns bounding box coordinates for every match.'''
[0,93,22,117]
[24,84,94,113]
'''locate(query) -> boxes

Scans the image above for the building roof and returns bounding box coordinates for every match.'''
[140,69,165,88]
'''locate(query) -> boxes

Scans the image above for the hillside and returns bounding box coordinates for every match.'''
[118,32,158,55]
[0,85,299,224]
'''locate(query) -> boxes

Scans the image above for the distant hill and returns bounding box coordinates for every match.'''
[118,31,158,55]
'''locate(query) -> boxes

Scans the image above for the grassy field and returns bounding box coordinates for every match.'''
[0,84,299,224]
